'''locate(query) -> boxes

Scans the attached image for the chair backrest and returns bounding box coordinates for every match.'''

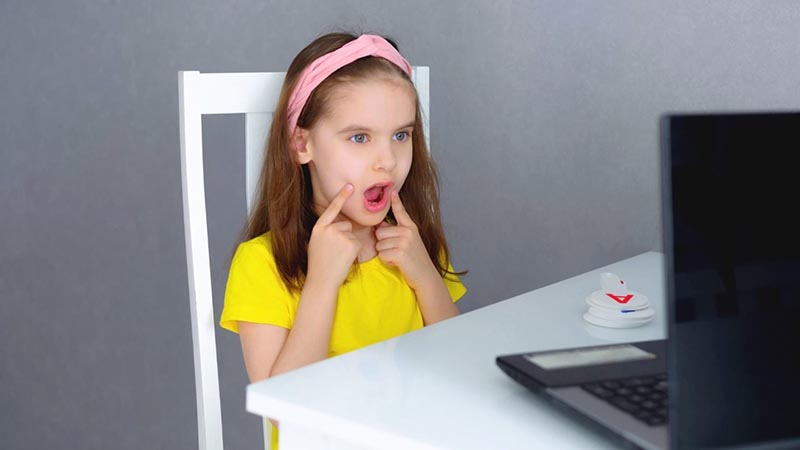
[177,67,430,450]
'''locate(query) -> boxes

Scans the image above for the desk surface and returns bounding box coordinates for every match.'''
[247,251,666,449]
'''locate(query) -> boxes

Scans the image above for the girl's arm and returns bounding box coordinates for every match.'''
[238,322,287,430]
[267,184,361,377]
[238,280,339,380]
[268,280,340,377]
[238,281,339,432]
[376,190,460,325]
[412,263,460,325]
[239,322,288,382]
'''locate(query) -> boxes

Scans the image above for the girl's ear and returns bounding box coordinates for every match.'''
[292,127,313,164]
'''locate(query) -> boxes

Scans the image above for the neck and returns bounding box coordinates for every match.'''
[338,216,378,262]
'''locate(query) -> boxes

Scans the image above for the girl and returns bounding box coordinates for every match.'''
[219,32,467,447]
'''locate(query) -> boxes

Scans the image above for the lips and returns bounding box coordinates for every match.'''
[363,181,393,213]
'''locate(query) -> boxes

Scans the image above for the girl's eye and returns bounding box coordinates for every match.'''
[349,134,367,144]
[393,131,409,142]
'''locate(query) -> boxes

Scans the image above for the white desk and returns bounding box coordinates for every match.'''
[247,252,666,449]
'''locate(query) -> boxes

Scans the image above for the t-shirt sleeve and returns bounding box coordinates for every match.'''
[442,260,467,303]
[219,238,294,334]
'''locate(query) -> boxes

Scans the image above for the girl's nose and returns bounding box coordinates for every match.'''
[373,140,397,172]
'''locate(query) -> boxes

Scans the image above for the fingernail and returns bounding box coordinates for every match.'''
[345,184,354,192]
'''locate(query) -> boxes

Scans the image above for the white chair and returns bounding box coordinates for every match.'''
[178,67,430,450]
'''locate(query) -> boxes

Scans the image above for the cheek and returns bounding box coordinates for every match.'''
[313,151,364,194]
[397,150,414,183]
[323,155,362,180]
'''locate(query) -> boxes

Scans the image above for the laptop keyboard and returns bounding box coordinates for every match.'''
[581,375,668,426]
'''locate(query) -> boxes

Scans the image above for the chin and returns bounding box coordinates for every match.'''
[344,209,389,228]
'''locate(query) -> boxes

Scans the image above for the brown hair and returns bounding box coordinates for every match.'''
[240,32,467,293]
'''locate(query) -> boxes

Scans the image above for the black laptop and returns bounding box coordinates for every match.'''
[496,112,800,450]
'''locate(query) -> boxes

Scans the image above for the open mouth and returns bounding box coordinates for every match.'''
[363,182,392,212]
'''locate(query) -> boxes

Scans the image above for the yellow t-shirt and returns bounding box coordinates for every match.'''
[220,231,467,355]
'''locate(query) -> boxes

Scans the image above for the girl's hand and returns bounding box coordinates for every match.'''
[307,184,362,289]
[375,190,438,290]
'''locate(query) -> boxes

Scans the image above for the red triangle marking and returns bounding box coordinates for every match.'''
[606,293,633,304]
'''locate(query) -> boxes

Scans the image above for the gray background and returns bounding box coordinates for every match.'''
[2,0,798,449]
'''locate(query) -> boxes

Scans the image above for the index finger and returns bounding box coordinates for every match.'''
[390,190,414,227]
[317,184,354,225]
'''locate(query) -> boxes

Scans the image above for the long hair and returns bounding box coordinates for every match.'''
[240,32,467,294]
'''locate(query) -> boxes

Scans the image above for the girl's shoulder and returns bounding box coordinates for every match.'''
[239,231,272,250]
[233,232,275,265]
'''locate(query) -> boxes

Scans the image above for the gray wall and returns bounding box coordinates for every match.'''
[2,1,798,448]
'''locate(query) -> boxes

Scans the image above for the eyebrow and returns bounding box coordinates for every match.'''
[337,121,415,134]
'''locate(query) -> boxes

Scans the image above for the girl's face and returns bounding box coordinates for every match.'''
[298,77,416,227]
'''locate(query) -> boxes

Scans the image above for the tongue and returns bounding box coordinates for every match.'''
[365,186,383,202]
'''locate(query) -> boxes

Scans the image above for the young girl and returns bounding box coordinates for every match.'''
[219,32,467,447]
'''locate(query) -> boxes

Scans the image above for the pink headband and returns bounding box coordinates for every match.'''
[286,34,412,135]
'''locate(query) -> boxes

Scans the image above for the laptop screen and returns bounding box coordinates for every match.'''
[663,113,800,449]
